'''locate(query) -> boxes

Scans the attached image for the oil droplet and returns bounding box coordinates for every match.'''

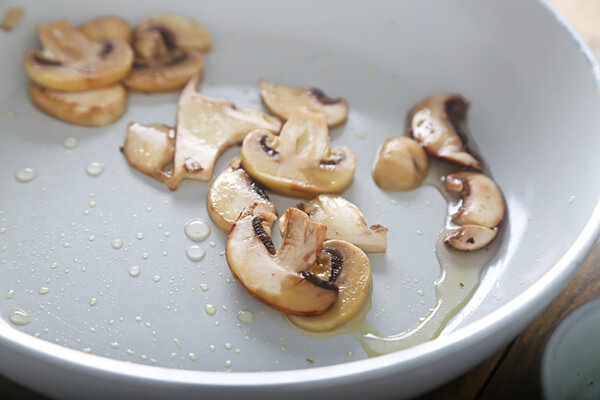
[188,353,198,361]
[38,287,49,295]
[136,232,144,240]
[135,316,143,322]
[111,239,123,249]
[142,252,149,260]
[174,338,182,349]
[88,235,95,241]
[224,360,232,368]
[110,342,120,349]
[209,242,216,247]
[224,342,233,350]
[8,308,30,326]
[126,349,134,355]
[63,137,78,149]
[128,265,141,277]
[50,262,58,269]
[88,201,96,208]
[89,298,97,306]
[85,162,104,177]
[146,207,153,213]
[205,304,216,316]
[5,289,14,299]
[0,227,6,234]
[186,245,206,261]
[568,195,576,204]
[184,219,211,241]
[416,230,424,236]
[209,345,216,352]
[417,289,425,297]
[15,168,36,183]
[200,284,209,292]
[237,310,255,324]
[153,275,161,282]
[347,351,354,358]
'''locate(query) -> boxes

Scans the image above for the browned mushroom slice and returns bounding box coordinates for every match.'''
[135,14,211,57]
[443,172,505,251]
[79,16,133,43]
[226,206,338,315]
[260,80,349,127]
[29,82,127,126]
[168,74,281,190]
[241,107,356,198]
[207,157,277,234]
[122,122,175,183]
[287,239,371,331]
[23,20,133,91]
[300,194,387,252]
[373,136,429,192]
[410,94,481,170]
[122,49,204,93]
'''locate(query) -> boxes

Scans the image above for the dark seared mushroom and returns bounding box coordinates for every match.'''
[410,94,481,170]
[241,107,356,198]
[260,80,349,127]
[226,206,338,316]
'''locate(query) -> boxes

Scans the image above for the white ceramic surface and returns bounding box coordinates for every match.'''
[542,297,600,400]
[0,0,599,399]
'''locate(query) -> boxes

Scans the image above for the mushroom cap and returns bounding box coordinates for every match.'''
[410,94,481,170]
[135,14,211,54]
[372,136,429,192]
[168,74,281,190]
[123,49,205,93]
[288,239,371,331]
[122,122,175,183]
[29,82,127,126]
[207,157,277,234]
[24,20,134,91]
[79,16,133,43]
[226,206,338,315]
[260,80,349,127]
[241,107,357,198]
[300,194,387,252]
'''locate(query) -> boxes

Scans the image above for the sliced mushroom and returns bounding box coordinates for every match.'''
[299,194,387,252]
[122,49,204,93]
[410,94,481,170]
[168,74,281,190]
[29,82,127,126]
[24,20,133,91]
[80,16,133,43]
[373,136,429,192]
[122,122,175,183]
[444,172,505,251]
[260,80,349,127]
[208,157,277,234]
[241,107,356,198]
[226,206,338,315]
[288,240,371,331]
[135,14,211,57]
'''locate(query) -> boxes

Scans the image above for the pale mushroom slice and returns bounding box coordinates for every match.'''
[241,107,357,198]
[288,239,371,331]
[443,172,505,251]
[260,80,349,127]
[122,122,175,184]
[373,136,429,192]
[299,194,387,252]
[410,94,481,170]
[226,206,338,315]
[29,82,127,126]
[135,14,212,58]
[80,16,133,43]
[24,20,133,91]
[168,74,281,190]
[208,157,277,234]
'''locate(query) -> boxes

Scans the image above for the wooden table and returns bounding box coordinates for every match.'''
[2,1,599,399]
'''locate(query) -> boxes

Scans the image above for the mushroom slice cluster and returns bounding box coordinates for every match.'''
[168,74,281,190]
[122,122,175,184]
[242,107,356,198]
[123,14,210,93]
[208,157,277,234]
[226,206,338,315]
[444,172,505,251]
[300,194,388,252]
[80,16,133,43]
[410,94,481,170]
[29,82,127,127]
[24,20,134,91]
[288,239,371,331]
[373,136,429,192]
[260,80,349,127]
